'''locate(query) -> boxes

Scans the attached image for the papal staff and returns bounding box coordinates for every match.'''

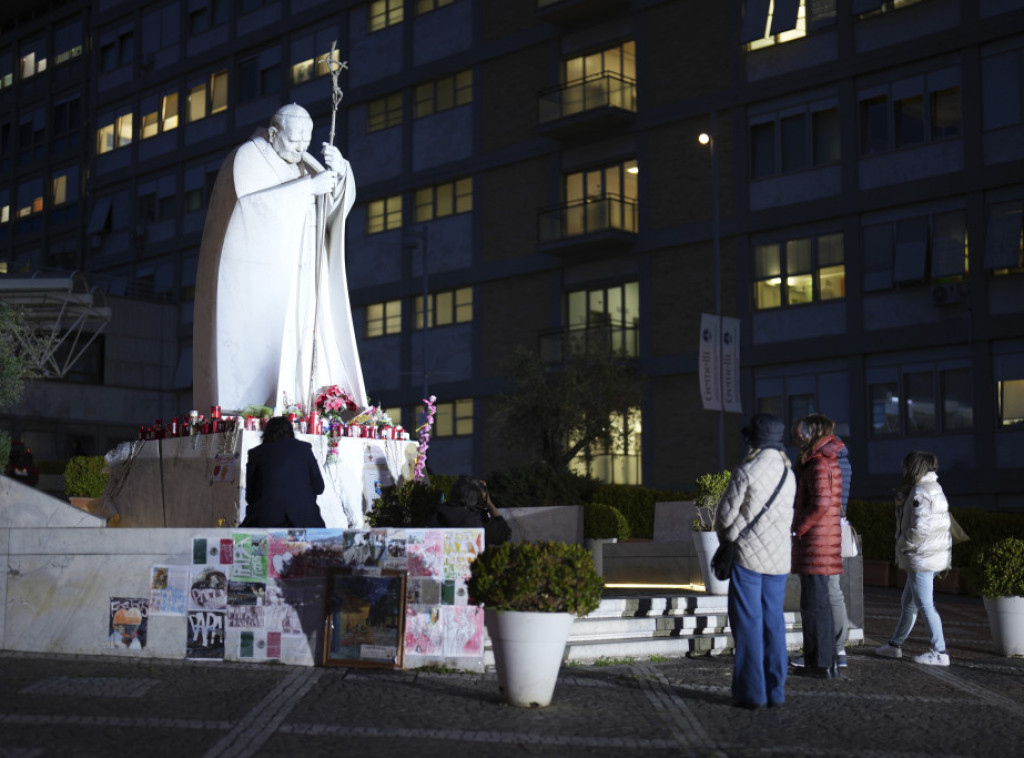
[308,41,349,417]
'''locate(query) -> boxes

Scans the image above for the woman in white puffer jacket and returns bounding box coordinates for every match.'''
[875,451,952,666]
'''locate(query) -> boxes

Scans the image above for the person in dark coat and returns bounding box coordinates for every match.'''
[429,475,511,547]
[241,416,326,528]
[791,414,845,679]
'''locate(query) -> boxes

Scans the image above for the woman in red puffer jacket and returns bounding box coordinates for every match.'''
[791,414,845,678]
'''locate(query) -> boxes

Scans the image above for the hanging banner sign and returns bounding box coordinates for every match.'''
[699,313,721,411]
[699,314,742,414]
[721,316,742,414]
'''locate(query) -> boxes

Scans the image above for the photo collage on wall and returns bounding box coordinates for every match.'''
[124,528,485,665]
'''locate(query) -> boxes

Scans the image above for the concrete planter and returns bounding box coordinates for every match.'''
[691,530,729,595]
[484,609,574,707]
[862,559,896,588]
[983,596,1024,656]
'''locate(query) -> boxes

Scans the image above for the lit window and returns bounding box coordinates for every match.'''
[366,299,402,337]
[433,398,473,437]
[754,233,844,310]
[998,379,1024,427]
[566,282,639,357]
[559,160,639,238]
[367,195,402,234]
[568,407,641,485]
[55,20,83,65]
[292,59,313,84]
[116,113,133,148]
[210,71,228,114]
[52,175,67,206]
[415,286,473,329]
[96,123,115,154]
[162,93,179,131]
[414,177,472,222]
[552,41,637,119]
[417,0,454,12]
[743,0,811,51]
[414,70,472,118]
[369,0,404,32]
[188,83,207,122]
[367,93,403,133]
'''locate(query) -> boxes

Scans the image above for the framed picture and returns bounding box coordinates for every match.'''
[323,568,407,668]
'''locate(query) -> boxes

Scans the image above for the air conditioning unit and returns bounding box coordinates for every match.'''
[931,282,965,306]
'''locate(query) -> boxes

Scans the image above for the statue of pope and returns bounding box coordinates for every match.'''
[193,103,366,414]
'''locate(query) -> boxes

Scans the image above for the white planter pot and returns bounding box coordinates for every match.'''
[585,537,617,577]
[691,530,730,595]
[484,609,574,707]
[983,596,1024,656]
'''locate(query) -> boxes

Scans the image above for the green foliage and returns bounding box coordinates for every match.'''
[584,503,631,541]
[0,303,40,412]
[366,480,445,528]
[485,463,600,508]
[590,484,693,539]
[974,537,1024,598]
[468,540,604,616]
[847,500,895,562]
[488,341,643,469]
[63,456,108,498]
[592,656,636,666]
[0,430,10,470]
[691,470,731,531]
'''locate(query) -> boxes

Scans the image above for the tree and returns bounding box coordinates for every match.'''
[0,303,40,465]
[490,337,643,470]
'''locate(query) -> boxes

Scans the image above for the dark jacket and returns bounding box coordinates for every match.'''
[429,502,512,547]
[242,437,326,528]
[791,435,844,576]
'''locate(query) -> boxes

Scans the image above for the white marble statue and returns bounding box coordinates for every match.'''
[193,103,367,414]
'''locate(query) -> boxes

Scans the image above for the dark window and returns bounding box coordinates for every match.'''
[751,121,775,178]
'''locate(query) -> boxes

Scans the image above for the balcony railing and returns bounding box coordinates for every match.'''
[538,72,637,126]
[539,323,639,362]
[538,195,638,247]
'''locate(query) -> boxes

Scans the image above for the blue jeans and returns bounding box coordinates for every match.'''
[728,563,788,706]
[891,570,946,653]
[799,573,836,669]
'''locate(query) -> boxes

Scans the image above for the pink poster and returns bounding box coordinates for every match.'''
[406,529,443,578]
[404,606,444,656]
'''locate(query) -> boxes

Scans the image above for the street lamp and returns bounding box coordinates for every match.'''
[699,113,725,472]
[402,227,429,401]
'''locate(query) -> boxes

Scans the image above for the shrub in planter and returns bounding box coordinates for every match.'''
[63,456,108,498]
[468,540,604,615]
[691,470,731,531]
[366,480,444,528]
[583,503,631,541]
[975,537,1024,598]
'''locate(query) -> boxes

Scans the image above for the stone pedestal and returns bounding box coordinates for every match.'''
[106,431,418,529]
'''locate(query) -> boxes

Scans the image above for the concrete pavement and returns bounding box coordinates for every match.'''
[0,586,1021,757]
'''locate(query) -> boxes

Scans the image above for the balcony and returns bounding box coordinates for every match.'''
[539,323,639,363]
[537,195,638,258]
[536,0,629,25]
[537,73,636,139]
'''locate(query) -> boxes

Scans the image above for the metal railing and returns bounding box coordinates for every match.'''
[538,195,638,244]
[538,72,637,124]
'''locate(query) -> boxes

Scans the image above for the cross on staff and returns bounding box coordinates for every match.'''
[317,40,348,146]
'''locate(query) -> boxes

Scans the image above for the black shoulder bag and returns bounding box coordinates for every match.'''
[711,464,789,581]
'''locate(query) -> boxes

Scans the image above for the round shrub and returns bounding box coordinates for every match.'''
[584,502,631,541]
[975,537,1024,598]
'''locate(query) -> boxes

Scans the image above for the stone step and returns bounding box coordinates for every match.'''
[480,591,863,666]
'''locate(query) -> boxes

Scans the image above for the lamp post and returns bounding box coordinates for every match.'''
[699,112,725,472]
[402,227,429,402]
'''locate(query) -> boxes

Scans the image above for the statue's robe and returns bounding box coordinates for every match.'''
[193,130,366,414]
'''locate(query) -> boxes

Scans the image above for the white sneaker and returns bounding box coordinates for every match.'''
[913,650,950,666]
[875,643,902,659]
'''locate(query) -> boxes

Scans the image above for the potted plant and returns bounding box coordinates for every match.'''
[468,540,604,707]
[63,455,109,509]
[690,470,731,595]
[975,536,1024,656]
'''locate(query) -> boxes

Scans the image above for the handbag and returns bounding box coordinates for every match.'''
[949,513,970,545]
[710,463,790,581]
[841,517,858,558]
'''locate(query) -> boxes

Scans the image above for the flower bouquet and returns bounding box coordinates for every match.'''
[315,385,360,462]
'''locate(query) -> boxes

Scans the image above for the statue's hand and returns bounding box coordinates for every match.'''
[322,143,345,175]
[309,170,339,195]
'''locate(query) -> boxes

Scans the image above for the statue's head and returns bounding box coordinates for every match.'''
[268,104,313,164]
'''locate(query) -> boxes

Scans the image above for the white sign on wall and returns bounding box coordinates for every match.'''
[699,313,742,413]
